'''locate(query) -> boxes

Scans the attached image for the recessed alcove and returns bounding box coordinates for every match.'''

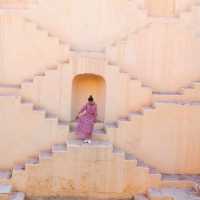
[71,74,106,122]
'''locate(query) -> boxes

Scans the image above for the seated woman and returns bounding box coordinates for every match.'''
[75,95,97,144]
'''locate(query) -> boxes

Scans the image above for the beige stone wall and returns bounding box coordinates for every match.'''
[8,141,160,198]
[114,103,200,174]
[21,0,148,51]
[111,22,200,92]
[1,90,200,173]
[0,15,68,84]
[0,95,68,169]
[0,1,199,90]
[18,54,122,122]
[0,0,200,176]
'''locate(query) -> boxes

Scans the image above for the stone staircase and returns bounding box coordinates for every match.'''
[0,16,200,162]
[17,95,69,130]
[1,15,200,109]
[12,51,200,123]
[0,102,199,198]
[0,140,161,198]
[0,46,200,173]
[127,75,200,112]
[152,81,200,103]
[21,65,200,114]
[0,1,151,53]
[5,139,199,199]
[0,7,200,199]
[23,17,69,58]
[5,95,200,194]
[0,94,69,169]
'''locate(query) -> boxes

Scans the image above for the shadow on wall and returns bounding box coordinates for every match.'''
[71,74,106,122]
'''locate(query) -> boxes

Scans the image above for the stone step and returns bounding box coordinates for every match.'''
[66,140,113,161]
[66,140,112,149]
[10,192,25,200]
[68,128,107,141]
[52,144,67,153]
[66,140,113,159]
[124,153,161,177]
[148,187,200,200]
[0,171,11,180]
[134,195,149,200]
[39,150,52,160]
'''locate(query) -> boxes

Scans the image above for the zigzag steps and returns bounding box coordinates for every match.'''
[1,46,199,123]
[20,64,63,109]
[116,101,200,176]
[128,77,200,113]
[0,140,161,198]
[124,152,162,184]
[23,21,57,71]
[0,15,69,85]
[0,143,68,182]
[70,119,162,180]
[128,78,152,112]
[23,18,69,63]
[2,92,200,151]
[152,83,200,104]
[0,95,69,169]
[1,5,200,198]
[18,95,69,132]
[0,98,199,195]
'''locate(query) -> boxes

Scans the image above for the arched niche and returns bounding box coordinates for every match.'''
[71,73,106,122]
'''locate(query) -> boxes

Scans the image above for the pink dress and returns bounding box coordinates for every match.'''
[76,102,97,139]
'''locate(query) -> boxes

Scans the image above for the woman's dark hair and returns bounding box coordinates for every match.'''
[88,95,94,102]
